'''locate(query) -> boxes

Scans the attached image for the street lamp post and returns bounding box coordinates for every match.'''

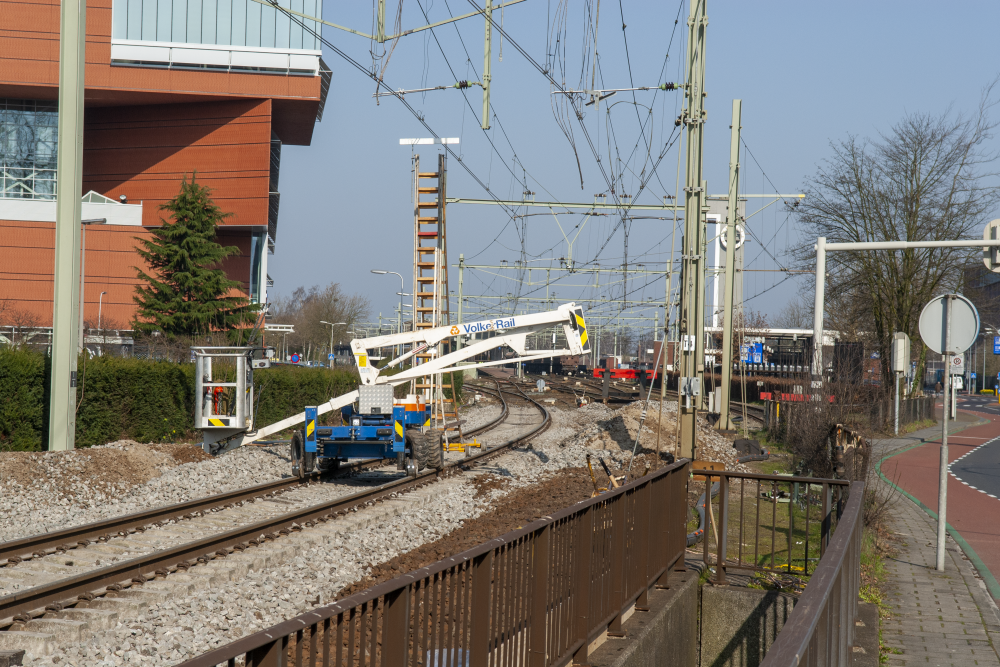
[320,321,346,367]
[371,270,405,355]
[78,218,107,351]
[97,291,107,337]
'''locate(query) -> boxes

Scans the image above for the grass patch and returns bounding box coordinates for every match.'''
[893,418,935,436]
[858,524,898,663]
[703,479,835,575]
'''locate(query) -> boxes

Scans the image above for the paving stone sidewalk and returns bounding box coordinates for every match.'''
[874,421,1000,666]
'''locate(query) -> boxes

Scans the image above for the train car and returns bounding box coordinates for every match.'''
[592,368,660,380]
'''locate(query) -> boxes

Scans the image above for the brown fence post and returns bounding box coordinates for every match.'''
[248,637,285,667]
[573,508,593,664]
[608,495,627,637]
[821,482,831,556]
[673,466,688,573]
[529,524,551,667]
[714,474,728,585]
[469,552,493,667]
[382,585,411,667]
[637,481,652,610]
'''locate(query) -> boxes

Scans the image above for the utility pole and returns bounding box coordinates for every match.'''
[716,99,741,432]
[49,0,87,451]
[481,0,492,130]
[457,253,464,349]
[677,0,708,461]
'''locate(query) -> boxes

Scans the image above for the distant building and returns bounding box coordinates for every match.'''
[0,0,329,329]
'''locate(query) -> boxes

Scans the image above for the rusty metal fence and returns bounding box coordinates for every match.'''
[178,459,690,667]
[693,470,851,585]
[760,480,865,666]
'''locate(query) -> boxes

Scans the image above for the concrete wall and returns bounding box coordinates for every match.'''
[700,586,798,667]
[588,567,699,667]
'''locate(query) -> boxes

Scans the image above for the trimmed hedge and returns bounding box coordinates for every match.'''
[0,348,362,451]
[0,348,49,451]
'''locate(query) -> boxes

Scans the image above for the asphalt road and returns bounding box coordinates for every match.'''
[950,395,1000,500]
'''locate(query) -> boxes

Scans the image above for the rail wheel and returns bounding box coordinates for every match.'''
[290,431,315,479]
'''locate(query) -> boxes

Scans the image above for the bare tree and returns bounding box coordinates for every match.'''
[268,283,370,361]
[772,296,812,329]
[794,80,1000,391]
[3,307,41,348]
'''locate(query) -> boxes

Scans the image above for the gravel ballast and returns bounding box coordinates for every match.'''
[0,442,292,542]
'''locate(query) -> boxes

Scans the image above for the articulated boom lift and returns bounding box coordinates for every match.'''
[195,303,590,476]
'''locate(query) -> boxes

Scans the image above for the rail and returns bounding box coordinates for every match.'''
[690,470,851,585]
[760,480,865,667]
[177,459,690,667]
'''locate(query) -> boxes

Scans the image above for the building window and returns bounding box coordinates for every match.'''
[249,231,266,304]
[112,0,322,51]
[0,100,58,200]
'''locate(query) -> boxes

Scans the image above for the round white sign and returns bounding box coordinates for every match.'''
[918,294,979,355]
[719,224,745,250]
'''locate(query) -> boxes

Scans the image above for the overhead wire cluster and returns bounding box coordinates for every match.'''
[272,0,799,334]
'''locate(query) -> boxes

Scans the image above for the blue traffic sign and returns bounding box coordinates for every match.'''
[291,353,300,363]
[972,372,977,378]
[994,336,1000,354]
[328,353,335,360]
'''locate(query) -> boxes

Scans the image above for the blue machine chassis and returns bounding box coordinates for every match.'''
[302,404,430,462]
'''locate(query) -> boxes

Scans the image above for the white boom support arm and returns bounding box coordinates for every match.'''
[216,303,589,451]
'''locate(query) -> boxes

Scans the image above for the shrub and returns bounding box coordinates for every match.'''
[0,349,363,450]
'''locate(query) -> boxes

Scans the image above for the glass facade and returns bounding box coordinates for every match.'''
[0,100,58,200]
[249,231,266,303]
[112,0,322,51]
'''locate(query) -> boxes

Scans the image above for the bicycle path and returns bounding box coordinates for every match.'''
[874,407,1000,665]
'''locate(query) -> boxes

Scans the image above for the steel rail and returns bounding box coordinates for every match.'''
[0,383,548,627]
[0,458,388,567]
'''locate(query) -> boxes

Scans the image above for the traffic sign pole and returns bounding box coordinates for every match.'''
[937,296,953,573]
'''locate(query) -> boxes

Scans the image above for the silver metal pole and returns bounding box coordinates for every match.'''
[457,254,464,350]
[717,99,741,431]
[812,237,826,378]
[78,223,86,351]
[48,0,87,451]
[894,372,900,435]
[937,296,953,572]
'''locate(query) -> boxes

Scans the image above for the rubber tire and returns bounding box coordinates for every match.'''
[413,431,444,471]
[291,431,315,479]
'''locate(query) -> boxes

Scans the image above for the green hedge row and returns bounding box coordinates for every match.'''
[0,348,363,451]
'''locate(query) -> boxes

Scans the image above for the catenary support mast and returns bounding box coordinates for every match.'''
[678,0,708,460]
[717,99,742,431]
[48,0,87,451]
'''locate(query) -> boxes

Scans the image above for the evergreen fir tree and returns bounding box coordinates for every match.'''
[132,175,259,336]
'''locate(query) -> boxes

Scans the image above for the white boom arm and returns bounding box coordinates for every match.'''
[218,303,589,451]
[351,302,590,385]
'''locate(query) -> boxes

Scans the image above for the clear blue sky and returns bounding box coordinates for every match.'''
[271,0,1000,329]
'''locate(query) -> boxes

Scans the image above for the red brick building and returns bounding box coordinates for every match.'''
[0,0,327,329]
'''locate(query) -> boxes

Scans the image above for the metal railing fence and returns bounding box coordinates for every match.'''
[178,459,690,667]
[692,470,851,586]
[759,480,865,667]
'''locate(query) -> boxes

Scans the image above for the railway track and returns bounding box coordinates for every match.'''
[0,380,548,647]
[515,372,767,423]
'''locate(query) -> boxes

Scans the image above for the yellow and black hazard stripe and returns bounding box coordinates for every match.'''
[306,418,316,439]
[575,312,589,347]
[208,418,230,427]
